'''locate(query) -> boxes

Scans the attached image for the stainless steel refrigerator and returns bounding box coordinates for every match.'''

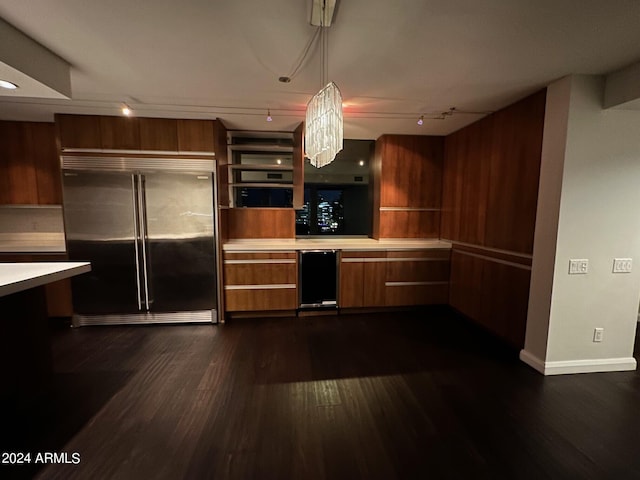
[61,156,219,325]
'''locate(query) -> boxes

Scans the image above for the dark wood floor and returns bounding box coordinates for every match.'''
[3,307,640,479]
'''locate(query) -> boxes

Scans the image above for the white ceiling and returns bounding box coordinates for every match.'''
[1,0,640,139]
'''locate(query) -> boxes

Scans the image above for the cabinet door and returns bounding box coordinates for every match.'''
[139,118,178,151]
[0,122,38,204]
[339,261,364,307]
[100,116,140,150]
[177,119,215,152]
[56,114,102,149]
[339,251,386,308]
[363,262,386,306]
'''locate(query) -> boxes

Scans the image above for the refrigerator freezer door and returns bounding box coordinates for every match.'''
[63,171,141,314]
[141,172,217,312]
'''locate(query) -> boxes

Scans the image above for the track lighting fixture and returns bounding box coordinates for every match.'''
[121,104,132,116]
[266,110,273,122]
[417,115,424,126]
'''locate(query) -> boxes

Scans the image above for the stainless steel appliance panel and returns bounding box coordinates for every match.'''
[63,171,141,314]
[141,172,217,312]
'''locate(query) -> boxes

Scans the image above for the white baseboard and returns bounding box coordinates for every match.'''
[519,349,637,375]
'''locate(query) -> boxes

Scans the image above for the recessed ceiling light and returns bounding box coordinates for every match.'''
[358,160,365,166]
[276,158,282,165]
[0,80,18,90]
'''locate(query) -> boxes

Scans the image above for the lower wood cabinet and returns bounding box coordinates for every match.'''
[223,247,452,313]
[384,250,450,306]
[449,248,530,348]
[339,249,451,308]
[223,251,297,311]
[339,251,387,307]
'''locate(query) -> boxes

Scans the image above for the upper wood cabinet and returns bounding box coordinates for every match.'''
[99,116,140,150]
[0,121,61,205]
[372,134,444,239]
[376,135,443,208]
[139,118,178,151]
[55,114,217,153]
[177,119,215,152]
[56,114,102,150]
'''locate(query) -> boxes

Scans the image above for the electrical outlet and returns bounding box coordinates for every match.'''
[593,328,604,343]
[569,259,589,275]
[613,258,633,273]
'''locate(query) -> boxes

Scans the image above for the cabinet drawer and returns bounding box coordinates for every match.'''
[225,286,297,311]
[341,250,386,259]
[386,258,450,283]
[224,261,296,285]
[224,251,296,261]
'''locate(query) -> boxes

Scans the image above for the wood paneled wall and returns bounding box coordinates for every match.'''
[441,90,546,253]
[441,89,546,348]
[372,135,444,239]
[226,208,295,239]
[0,121,62,204]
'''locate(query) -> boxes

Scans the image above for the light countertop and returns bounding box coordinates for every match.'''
[0,262,91,297]
[223,238,452,252]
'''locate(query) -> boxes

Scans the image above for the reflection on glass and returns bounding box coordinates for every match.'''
[236,187,293,207]
[317,189,344,233]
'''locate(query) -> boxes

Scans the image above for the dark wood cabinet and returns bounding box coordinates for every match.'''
[226,209,295,239]
[99,116,140,150]
[0,122,61,205]
[223,251,297,312]
[139,118,178,151]
[56,114,102,150]
[56,114,217,153]
[384,249,450,306]
[339,251,387,308]
[449,249,531,348]
[373,135,444,239]
[177,119,215,152]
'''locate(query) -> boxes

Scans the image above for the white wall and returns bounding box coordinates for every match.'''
[522,75,640,375]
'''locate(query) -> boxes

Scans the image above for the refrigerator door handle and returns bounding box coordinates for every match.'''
[132,174,143,310]
[138,174,151,311]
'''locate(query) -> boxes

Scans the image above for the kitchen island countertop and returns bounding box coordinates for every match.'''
[0,262,91,297]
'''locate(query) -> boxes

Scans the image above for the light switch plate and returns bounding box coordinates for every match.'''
[569,259,589,275]
[613,258,632,273]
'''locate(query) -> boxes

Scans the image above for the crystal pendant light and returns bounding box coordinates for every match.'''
[305,0,343,168]
[306,81,343,168]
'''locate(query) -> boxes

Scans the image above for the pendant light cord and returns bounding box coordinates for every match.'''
[288,27,321,80]
[321,0,329,87]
